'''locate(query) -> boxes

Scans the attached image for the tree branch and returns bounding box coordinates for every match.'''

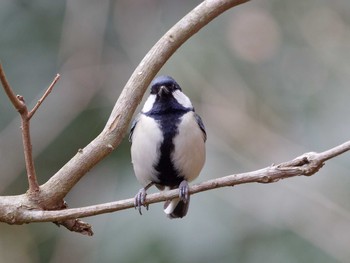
[1,140,349,224]
[0,0,250,235]
[38,0,250,207]
[0,65,60,193]
[0,63,26,114]
[0,65,38,192]
[28,74,60,119]
[20,114,39,192]
[2,0,349,237]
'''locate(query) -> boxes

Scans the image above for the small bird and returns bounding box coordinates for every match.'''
[129,75,206,218]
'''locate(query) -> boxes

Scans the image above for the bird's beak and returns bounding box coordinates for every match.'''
[158,86,170,96]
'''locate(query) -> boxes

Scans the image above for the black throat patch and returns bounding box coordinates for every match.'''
[145,96,192,187]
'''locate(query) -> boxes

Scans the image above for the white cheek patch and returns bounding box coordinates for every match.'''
[131,115,163,186]
[142,94,156,113]
[173,90,193,109]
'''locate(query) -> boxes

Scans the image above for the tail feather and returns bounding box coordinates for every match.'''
[164,196,190,219]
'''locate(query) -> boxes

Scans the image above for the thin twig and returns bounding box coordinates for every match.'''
[28,74,60,119]
[0,64,40,192]
[20,115,40,192]
[24,74,60,189]
[4,140,350,223]
[0,64,25,113]
[316,140,350,161]
[0,66,61,192]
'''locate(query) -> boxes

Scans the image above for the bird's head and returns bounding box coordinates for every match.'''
[150,75,181,97]
[142,76,193,114]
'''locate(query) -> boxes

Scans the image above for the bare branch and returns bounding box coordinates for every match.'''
[1,64,60,193]
[39,0,250,207]
[0,63,26,113]
[2,0,348,238]
[0,0,250,235]
[55,219,93,236]
[315,140,350,161]
[28,74,60,119]
[0,64,40,192]
[20,115,40,192]
[3,140,349,224]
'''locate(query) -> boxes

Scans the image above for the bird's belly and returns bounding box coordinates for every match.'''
[130,115,162,186]
[131,112,205,187]
[172,112,206,182]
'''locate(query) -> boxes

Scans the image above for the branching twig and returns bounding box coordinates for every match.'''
[0,65,60,192]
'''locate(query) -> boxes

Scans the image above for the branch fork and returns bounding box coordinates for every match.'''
[276,152,324,176]
[0,64,60,193]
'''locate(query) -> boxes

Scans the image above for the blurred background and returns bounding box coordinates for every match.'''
[1,0,350,262]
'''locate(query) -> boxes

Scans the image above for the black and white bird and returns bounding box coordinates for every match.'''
[129,75,206,218]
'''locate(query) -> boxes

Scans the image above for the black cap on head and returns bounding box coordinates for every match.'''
[150,75,182,95]
[151,75,177,87]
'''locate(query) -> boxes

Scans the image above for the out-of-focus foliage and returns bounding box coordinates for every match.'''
[1,0,350,262]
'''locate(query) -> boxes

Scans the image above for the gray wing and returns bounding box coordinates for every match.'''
[129,114,140,143]
[195,113,207,142]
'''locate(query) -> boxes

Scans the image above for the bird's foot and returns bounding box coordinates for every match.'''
[134,188,148,215]
[179,180,189,203]
[134,183,153,215]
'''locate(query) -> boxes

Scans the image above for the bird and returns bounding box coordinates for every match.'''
[129,75,206,218]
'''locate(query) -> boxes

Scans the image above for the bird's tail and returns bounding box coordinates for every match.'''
[163,196,190,219]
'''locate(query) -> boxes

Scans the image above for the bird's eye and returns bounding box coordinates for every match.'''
[175,84,181,91]
[151,85,159,94]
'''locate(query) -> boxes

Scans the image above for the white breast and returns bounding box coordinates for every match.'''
[172,112,206,182]
[130,114,162,186]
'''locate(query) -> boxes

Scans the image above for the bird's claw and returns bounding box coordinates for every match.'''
[179,180,189,203]
[134,188,149,215]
